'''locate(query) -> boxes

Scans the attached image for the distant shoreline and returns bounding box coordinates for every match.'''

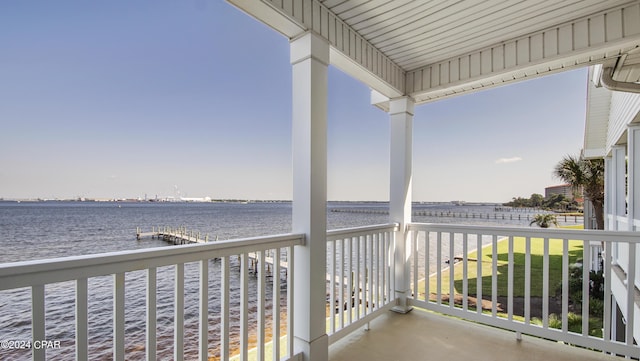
[0,198,506,206]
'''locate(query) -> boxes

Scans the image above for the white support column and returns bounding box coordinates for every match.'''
[389,96,414,314]
[290,32,329,361]
[610,145,626,265]
[612,146,627,224]
[628,126,640,231]
[604,155,612,230]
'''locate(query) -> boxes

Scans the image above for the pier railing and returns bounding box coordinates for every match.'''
[0,233,304,361]
[407,223,639,358]
[325,223,398,343]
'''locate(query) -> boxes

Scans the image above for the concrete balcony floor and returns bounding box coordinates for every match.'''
[329,308,618,361]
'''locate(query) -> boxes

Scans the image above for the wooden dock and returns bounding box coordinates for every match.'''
[136,227,350,283]
[135,227,292,274]
[136,226,212,245]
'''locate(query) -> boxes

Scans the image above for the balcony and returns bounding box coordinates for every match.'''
[0,223,638,360]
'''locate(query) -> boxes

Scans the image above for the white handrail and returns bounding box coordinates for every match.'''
[0,233,304,290]
[326,223,399,240]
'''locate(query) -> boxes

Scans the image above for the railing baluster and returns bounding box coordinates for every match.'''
[271,248,280,361]
[272,249,281,361]
[146,268,157,361]
[240,254,248,361]
[174,264,184,361]
[436,232,442,305]
[339,238,345,329]
[603,241,612,344]
[491,235,498,317]
[356,235,369,317]
[382,233,388,305]
[525,237,531,324]
[507,236,514,321]
[221,256,230,361]
[625,243,636,347]
[375,232,381,309]
[543,238,549,328]
[287,246,294,359]
[391,231,396,302]
[346,237,352,326]
[76,277,88,361]
[364,235,373,314]
[114,273,125,361]
[412,230,418,301]
[582,240,590,336]
[352,237,362,327]
[330,240,336,333]
[462,233,468,312]
[257,250,265,361]
[450,232,455,310]
[562,239,569,334]
[476,233,482,316]
[32,284,45,361]
[199,260,208,361]
[423,231,429,302]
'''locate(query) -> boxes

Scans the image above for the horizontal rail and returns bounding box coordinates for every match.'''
[0,233,304,290]
[326,223,399,240]
[408,222,640,244]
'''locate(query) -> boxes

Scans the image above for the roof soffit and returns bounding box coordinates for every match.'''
[228,0,640,104]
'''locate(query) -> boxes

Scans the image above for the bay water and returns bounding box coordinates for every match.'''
[0,201,539,360]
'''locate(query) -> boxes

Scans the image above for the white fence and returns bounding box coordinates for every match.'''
[408,223,639,358]
[325,223,397,344]
[0,233,303,361]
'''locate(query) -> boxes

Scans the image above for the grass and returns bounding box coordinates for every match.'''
[421,225,606,336]
[427,235,583,298]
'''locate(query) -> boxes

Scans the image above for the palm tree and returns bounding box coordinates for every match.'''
[554,154,604,229]
[530,213,559,228]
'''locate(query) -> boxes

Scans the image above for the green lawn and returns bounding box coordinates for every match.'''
[426,233,583,298]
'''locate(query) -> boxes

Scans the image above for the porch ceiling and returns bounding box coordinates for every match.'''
[322,0,626,71]
[228,0,640,104]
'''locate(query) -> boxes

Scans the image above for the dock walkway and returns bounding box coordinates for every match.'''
[136,227,349,284]
[136,226,211,245]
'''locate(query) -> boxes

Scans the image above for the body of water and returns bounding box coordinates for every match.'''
[0,201,544,360]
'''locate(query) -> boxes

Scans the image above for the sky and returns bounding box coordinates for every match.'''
[0,0,588,203]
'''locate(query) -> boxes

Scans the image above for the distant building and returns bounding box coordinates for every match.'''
[544,184,574,199]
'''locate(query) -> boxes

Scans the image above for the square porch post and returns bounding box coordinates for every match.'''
[610,145,626,232]
[389,96,414,313]
[290,32,329,361]
[624,125,639,345]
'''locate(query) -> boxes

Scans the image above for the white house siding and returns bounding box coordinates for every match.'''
[607,91,640,153]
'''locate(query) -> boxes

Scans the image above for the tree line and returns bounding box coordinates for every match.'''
[505,153,604,229]
[503,193,579,212]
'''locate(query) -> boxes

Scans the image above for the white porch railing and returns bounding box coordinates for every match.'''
[0,233,303,361]
[408,223,639,358]
[325,223,398,344]
[2,222,639,360]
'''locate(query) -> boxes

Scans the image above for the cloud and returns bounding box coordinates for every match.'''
[495,157,523,164]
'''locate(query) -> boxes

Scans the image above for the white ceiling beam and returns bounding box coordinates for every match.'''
[228,0,405,98]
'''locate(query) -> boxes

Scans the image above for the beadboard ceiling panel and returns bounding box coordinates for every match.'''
[230,0,640,102]
[320,0,633,70]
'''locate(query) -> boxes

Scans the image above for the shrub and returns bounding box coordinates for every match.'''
[589,297,604,317]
